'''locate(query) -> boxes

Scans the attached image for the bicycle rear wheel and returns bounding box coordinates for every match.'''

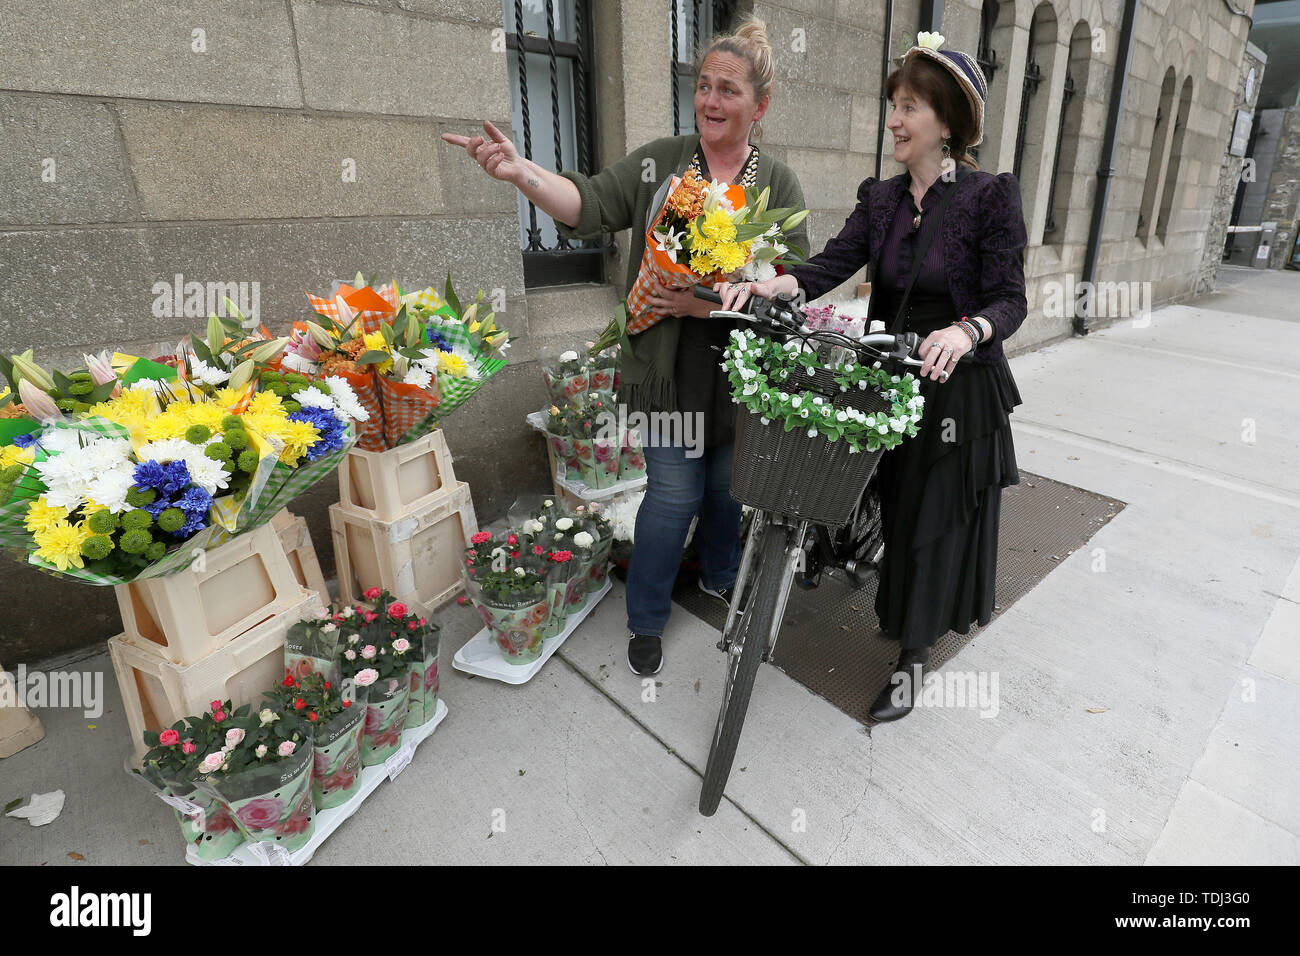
[699,520,795,816]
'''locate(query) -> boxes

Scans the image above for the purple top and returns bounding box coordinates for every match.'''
[787,169,1029,365]
[872,176,953,315]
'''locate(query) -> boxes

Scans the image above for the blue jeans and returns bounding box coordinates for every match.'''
[625,442,742,637]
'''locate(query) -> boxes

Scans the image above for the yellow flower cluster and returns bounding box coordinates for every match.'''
[687,215,752,278]
[87,386,161,438]
[24,496,69,533]
[0,443,34,470]
[33,519,92,572]
[437,351,469,378]
[362,331,393,374]
[242,391,320,467]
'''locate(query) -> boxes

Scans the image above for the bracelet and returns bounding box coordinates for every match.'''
[953,319,979,348]
[963,315,991,343]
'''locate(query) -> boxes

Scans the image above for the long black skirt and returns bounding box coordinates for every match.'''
[872,356,1022,650]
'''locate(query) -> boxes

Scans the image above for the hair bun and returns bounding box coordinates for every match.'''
[732,16,771,52]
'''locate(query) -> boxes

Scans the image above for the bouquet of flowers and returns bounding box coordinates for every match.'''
[620,172,809,335]
[191,703,317,853]
[800,302,867,339]
[300,275,510,450]
[336,600,417,765]
[135,699,247,862]
[461,529,551,665]
[0,352,357,584]
[267,670,366,810]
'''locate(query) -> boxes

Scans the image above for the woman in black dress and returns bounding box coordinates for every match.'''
[719,38,1028,721]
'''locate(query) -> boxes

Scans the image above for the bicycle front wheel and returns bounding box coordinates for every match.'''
[699,520,794,816]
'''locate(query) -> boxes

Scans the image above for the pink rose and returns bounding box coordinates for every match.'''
[181,740,196,755]
[364,612,378,623]
[158,729,180,746]
[361,644,377,660]
[277,741,296,757]
[364,587,381,600]
[224,728,245,747]
[392,637,411,653]
[388,602,408,619]
[235,797,284,832]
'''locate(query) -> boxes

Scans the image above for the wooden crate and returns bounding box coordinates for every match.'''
[113,521,304,666]
[0,664,45,758]
[111,588,325,766]
[337,429,457,522]
[331,481,477,612]
[271,509,329,603]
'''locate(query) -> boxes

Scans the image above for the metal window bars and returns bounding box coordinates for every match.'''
[1043,67,1075,236]
[1013,17,1043,183]
[505,0,606,286]
[670,0,737,136]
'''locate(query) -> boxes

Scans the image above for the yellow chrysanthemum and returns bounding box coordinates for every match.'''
[276,419,320,467]
[709,240,751,276]
[687,221,715,254]
[689,249,716,277]
[25,497,70,534]
[362,332,393,374]
[212,386,248,411]
[248,390,285,417]
[699,207,737,243]
[141,400,226,442]
[1,444,34,470]
[88,387,160,436]
[33,519,92,572]
[437,352,469,378]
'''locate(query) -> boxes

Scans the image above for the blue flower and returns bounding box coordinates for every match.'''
[11,432,39,449]
[178,511,208,538]
[161,460,191,496]
[289,407,346,462]
[133,460,168,492]
[144,495,172,518]
[177,485,212,516]
[426,329,453,353]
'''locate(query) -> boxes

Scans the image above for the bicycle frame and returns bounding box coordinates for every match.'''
[720,512,809,662]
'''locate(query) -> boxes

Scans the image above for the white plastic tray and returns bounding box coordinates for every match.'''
[525,409,648,501]
[185,698,449,866]
[452,578,612,684]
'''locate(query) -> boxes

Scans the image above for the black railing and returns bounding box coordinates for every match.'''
[1043,67,1075,236]
[1013,23,1043,182]
[976,0,1000,87]
[505,0,606,287]
[671,0,737,136]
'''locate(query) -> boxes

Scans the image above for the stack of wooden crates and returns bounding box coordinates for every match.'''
[109,517,329,766]
[330,429,477,613]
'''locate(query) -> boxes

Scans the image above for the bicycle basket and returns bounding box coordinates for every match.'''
[730,348,893,528]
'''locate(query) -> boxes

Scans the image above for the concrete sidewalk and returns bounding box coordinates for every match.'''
[2,266,1298,865]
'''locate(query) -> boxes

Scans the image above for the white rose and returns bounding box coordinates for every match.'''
[555,517,574,531]
[199,752,226,774]
[355,668,378,687]
[559,351,578,363]
[225,728,245,747]
[573,531,594,549]
[255,744,268,759]
[258,709,279,727]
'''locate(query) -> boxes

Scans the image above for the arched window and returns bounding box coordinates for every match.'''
[1044,21,1093,244]
[1137,68,1176,242]
[1156,77,1193,243]
[981,0,1018,171]
[1015,3,1058,239]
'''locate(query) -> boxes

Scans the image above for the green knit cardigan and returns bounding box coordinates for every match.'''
[556,133,809,417]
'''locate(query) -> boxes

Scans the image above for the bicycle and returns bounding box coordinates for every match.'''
[691,286,927,817]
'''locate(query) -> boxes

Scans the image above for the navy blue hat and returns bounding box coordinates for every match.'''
[903,37,987,147]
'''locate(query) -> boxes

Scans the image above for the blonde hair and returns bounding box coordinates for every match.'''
[695,15,774,142]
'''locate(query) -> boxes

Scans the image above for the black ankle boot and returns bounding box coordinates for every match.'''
[869,647,932,722]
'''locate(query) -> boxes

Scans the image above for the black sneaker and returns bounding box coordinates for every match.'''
[697,580,736,607]
[627,633,663,675]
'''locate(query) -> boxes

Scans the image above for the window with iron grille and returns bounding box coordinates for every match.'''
[970,0,1000,164]
[671,1,738,136]
[503,0,606,287]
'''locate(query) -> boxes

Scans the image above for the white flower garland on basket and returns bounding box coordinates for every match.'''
[719,328,925,454]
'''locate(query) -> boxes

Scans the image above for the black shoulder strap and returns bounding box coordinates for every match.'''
[886,166,968,333]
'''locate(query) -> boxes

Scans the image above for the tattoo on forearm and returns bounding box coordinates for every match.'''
[526,176,540,189]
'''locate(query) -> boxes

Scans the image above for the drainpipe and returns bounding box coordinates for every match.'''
[1076,0,1138,335]
[875,0,895,181]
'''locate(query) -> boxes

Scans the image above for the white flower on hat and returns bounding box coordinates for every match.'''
[917,31,945,50]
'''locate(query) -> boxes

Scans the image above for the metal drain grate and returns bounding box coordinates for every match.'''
[672,471,1124,724]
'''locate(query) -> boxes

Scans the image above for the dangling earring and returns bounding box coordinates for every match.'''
[941,139,951,160]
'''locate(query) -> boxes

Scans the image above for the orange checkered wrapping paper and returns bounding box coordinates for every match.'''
[306,283,400,336]
[333,367,386,451]
[625,177,749,335]
[378,376,440,447]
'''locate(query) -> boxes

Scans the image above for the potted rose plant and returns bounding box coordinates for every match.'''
[567,393,619,490]
[136,700,247,861]
[541,349,592,406]
[461,530,551,664]
[267,670,368,811]
[192,706,316,854]
[574,503,614,593]
[337,597,417,765]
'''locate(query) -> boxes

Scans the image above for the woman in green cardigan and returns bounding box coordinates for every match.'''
[443,17,808,676]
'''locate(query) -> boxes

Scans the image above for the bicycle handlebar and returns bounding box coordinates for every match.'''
[692,285,925,367]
